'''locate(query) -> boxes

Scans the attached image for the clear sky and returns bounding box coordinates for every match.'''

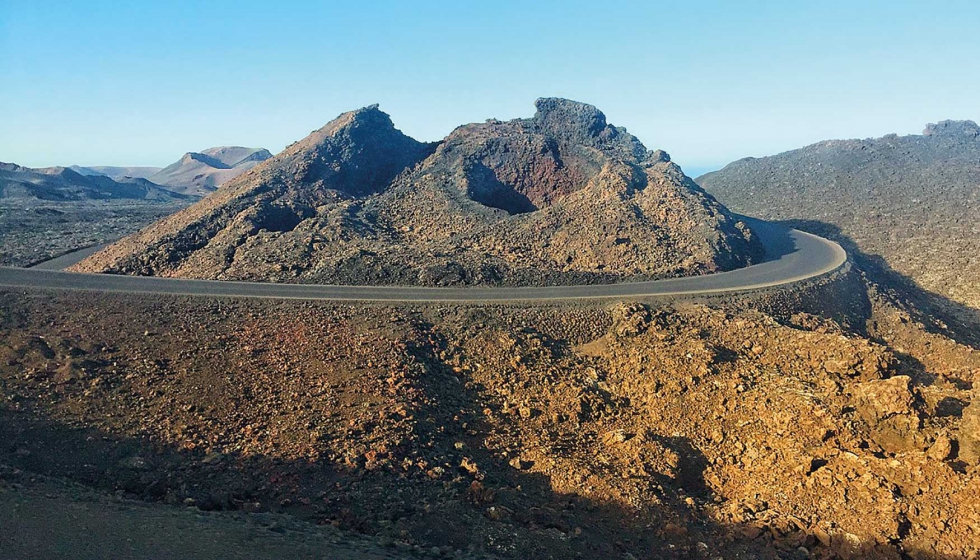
[2,0,978,176]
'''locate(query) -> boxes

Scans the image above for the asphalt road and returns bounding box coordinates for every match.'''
[28,243,110,271]
[0,219,846,302]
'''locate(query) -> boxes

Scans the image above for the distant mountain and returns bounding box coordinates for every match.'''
[697,120,980,311]
[69,165,163,180]
[0,162,191,202]
[147,147,273,196]
[74,99,762,286]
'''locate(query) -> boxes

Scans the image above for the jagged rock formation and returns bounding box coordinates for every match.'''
[0,162,189,201]
[147,146,273,196]
[698,120,980,311]
[74,99,762,286]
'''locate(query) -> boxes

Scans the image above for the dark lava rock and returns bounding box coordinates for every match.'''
[74,99,762,286]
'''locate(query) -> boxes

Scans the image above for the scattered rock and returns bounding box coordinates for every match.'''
[854,375,915,422]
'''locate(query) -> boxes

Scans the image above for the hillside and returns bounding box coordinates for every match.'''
[0,162,189,202]
[147,146,273,196]
[698,121,980,312]
[73,99,762,286]
[69,165,163,180]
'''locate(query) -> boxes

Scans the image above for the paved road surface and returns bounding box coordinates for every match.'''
[0,219,846,302]
[28,243,110,271]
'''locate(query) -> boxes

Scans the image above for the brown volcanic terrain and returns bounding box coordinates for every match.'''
[9,107,980,560]
[73,99,762,286]
[2,267,979,558]
[697,121,980,314]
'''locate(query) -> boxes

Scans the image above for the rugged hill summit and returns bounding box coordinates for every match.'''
[147,146,272,196]
[0,162,189,201]
[698,120,980,311]
[74,99,762,286]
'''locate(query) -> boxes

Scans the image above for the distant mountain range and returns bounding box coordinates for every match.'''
[71,146,272,196]
[698,119,980,311]
[68,165,162,180]
[0,162,190,202]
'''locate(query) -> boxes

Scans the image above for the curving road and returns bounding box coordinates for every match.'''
[0,219,846,302]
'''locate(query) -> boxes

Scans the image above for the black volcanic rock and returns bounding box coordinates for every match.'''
[532,98,647,159]
[75,99,761,286]
[272,104,435,197]
[698,121,980,311]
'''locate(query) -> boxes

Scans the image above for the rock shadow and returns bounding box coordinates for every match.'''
[772,218,980,350]
[0,298,974,559]
[0,363,923,560]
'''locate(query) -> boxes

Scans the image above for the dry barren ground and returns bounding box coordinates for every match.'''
[1,280,978,559]
[0,200,190,267]
[0,468,403,560]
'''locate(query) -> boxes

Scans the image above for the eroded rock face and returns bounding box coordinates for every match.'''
[923,119,980,139]
[73,99,762,286]
[418,98,648,214]
[273,104,436,198]
[854,376,915,422]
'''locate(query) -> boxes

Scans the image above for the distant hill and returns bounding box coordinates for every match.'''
[73,99,762,286]
[67,146,271,196]
[697,120,980,311]
[0,162,191,202]
[69,165,162,180]
[147,147,273,196]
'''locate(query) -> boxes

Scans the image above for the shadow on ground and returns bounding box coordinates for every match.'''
[0,403,925,560]
[0,339,965,560]
[772,219,980,350]
[0,236,976,559]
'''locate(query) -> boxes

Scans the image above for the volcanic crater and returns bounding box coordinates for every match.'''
[73,98,763,286]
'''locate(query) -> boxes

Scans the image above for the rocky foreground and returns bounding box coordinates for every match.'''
[2,263,978,558]
[73,99,761,286]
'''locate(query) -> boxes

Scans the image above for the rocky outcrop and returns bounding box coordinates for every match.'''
[73,99,762,286]
[923,119,980,138]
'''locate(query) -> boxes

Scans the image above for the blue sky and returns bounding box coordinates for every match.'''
[1,1,978,175]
